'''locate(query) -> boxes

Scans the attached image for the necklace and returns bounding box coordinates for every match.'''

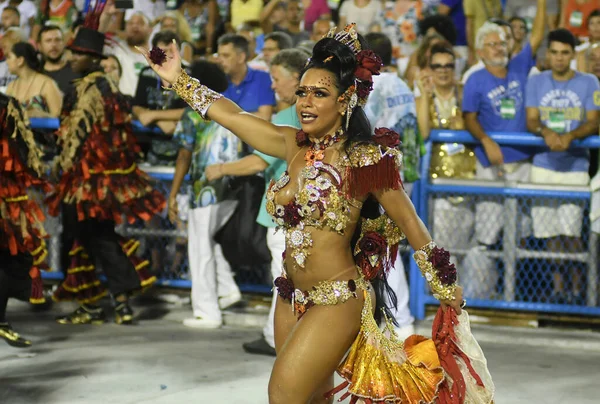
[301,128,346,166]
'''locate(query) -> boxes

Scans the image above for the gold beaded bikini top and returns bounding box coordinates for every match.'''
[266,135,404,269]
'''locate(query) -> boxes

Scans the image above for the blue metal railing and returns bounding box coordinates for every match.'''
[409,130,600,319]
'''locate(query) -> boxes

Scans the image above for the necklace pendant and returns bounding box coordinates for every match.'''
[304,149,325,166]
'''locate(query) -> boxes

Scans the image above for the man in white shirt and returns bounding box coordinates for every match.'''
[363,32,417,339]
[0,0,35,38]
[103,11,152,96]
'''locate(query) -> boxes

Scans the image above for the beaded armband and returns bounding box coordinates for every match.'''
[170,71,222,120]
[413,241,457,301]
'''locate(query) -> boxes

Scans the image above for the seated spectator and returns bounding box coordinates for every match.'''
[236,23,268,71]
[416,44,476,252]
[125,0,167,24]
[37,25,81,96]
[462,2,547,84]
[296,39,315,55]
[303,0,330,32]
[217,33,276,122]
[464,0,503,65]
[0,0,36,39]
[560,0,600,40]
[338,0,382,35]
[0,6,19,34]
[463,21,536,247]
[101,54,123,86]
[525,29,600,305]
[509,17,528,56]
[261,31,293,65]
[5,42,62,117]
[133,31,187,144]
[178,0,217,55]
[156,11,194,63]
[310,16,332,42]
[230,0,263,32]
[438,0,468,57]
[576,9,600,71]
[0,27,23,92]
[377,0,424,61]
[32,0,79,42]
[261,0,310,45]
[102,11,153,96]
[405,33,452,89]
[586,42,600,80]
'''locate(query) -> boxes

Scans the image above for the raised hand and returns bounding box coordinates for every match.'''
[136,41,183,87]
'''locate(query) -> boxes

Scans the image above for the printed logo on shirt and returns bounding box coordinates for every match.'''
[486,80,523,117]
[594,91,600,106]
[538,88,584,133]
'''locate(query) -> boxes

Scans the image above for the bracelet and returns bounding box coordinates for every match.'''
[413,241,458,301]
[170,71,223,120]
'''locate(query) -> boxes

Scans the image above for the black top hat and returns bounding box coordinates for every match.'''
[69,27,106,59]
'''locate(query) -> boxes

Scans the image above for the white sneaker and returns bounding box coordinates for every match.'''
[218,292,242,310]
[182,317,222,329]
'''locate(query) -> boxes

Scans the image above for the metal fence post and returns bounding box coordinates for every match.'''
[502,193,518,302]
[587,232,598,307]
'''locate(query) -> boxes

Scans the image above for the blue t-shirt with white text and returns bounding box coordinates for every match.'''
[526,70,600,172]
[462,43,536,167]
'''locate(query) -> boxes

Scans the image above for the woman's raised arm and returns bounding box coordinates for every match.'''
[137,42,290,160]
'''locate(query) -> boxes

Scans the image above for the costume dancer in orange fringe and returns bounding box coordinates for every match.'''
[47,21,165,325]
[0,93,51,348]
[140,24,494,403]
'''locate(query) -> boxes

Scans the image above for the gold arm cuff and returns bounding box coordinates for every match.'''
[413,241,457,301]
[170,71,223,120]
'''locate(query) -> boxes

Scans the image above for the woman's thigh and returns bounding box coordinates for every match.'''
[269,292,365,404]
[274,296,296,353]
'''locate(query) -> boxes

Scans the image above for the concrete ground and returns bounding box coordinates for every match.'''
[1,296,600,404]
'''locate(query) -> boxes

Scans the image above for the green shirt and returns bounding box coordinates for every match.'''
[254,105,300,227]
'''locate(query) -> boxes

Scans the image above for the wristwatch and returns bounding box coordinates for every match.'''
[535,126,544,135]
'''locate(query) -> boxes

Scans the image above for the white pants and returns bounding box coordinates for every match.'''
[475,160,532,245]
[386,253,415,328]
[262,228,286,348]
[188,201,239,322]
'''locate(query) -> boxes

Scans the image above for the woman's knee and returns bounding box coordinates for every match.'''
[268,376,297,404]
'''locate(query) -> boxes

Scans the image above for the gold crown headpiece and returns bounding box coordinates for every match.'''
[324,24,362,56]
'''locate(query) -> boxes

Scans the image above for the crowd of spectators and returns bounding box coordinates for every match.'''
[1,0,600,345]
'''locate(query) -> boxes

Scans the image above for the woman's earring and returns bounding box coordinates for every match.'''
[345,92,358,130]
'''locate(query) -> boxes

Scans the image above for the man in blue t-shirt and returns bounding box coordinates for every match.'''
[525,29,600,304]
[463,21,537,246]
[205,49,307,356]
[218,33,276,123]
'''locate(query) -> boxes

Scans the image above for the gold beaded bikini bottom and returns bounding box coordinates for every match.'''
[274,270,369,319]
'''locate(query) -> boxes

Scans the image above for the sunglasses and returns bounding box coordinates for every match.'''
[431,63,455,70]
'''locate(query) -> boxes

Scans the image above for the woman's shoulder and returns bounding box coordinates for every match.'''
[344,130,402,169]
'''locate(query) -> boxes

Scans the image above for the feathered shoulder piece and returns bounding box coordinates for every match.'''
[342,128,403,199]
[1,94,46,177]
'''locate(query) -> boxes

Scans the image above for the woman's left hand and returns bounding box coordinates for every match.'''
[440,285,463,315]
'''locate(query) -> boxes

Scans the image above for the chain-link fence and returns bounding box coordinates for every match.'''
[410,132,600,319]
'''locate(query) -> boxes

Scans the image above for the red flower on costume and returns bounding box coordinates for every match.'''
[359,231,387,256]
[296,130,310,147]
[283,203,302,227]
[373,128,401,148]
[149,47,167,66]
[429,246,457,285]
[274,276,294,300]
[355,50,382,83]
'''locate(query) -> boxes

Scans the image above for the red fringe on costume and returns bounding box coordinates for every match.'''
[46,72,166,224]
[433,307,486,403]
[0,95,52,304]
[345,154,402,200]
[53,238,156,304]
